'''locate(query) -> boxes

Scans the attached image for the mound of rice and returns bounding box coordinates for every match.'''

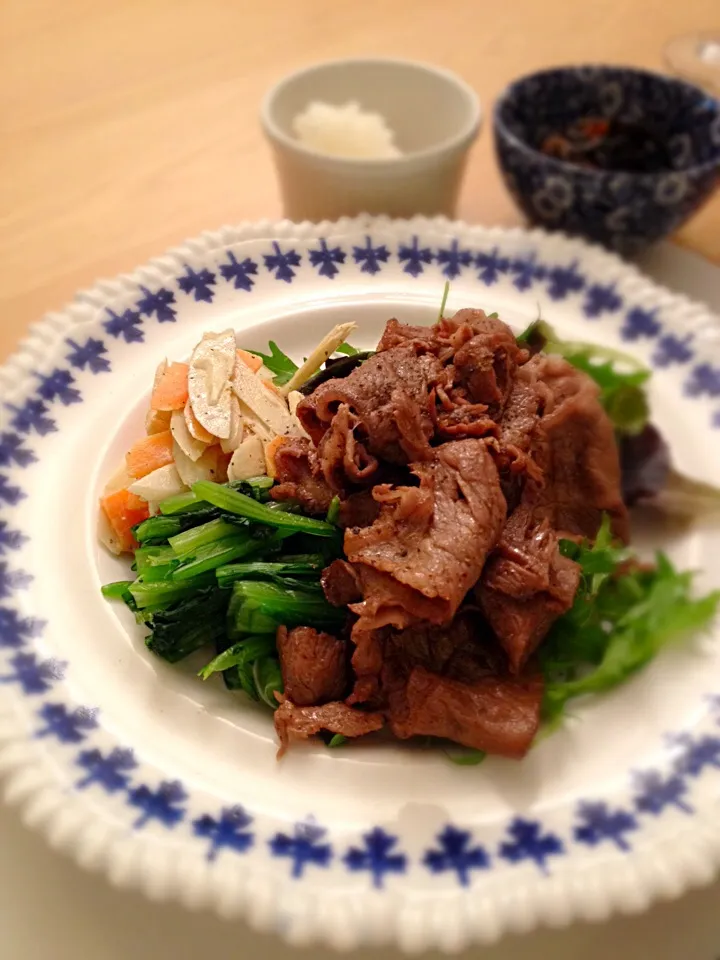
[292,100,401,159]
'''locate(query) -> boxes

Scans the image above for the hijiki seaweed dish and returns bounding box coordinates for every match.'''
[99,305,719,762]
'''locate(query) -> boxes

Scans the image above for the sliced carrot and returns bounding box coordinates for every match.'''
[184,399,215,444]
[126,430,174,479]
[237,348,263,374]
[151,362,189,411]
[100,488,149,553]
[262,379,283,397]
[264,436,287,479]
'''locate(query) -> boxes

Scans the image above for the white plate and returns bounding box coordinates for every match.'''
[2,216,720,953]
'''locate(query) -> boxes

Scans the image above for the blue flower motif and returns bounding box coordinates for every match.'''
[509,254,547,291]
[583,283,623,318]
[352,236,390,275]
[309,239,346,279]
[128,780,188,829]
[219,253,258,292]
[0,652,66,694]
[653,333,694,367]
[685,363,720,398]
[136,286,177,323]
[0,475,25,506]
[76,747,136,792]
[6,399,56,436]
[0,606,44,647]
[0,522,27,555]
[476,247,510,285]
[545,261,585,299]
[36,703,98,744]
[269,820,332,878]
[35,369,82,406]
[436,240,473,279]
[706,693,720,717]
[498,817,564,873]
[398,236,433,277]
[264,242,301,283]
[104,308,144,344]
[423,825,490,886]
[670,733,720,778]
[193,806,254,861]
[0,564,33,600]
[573,802,637,851]
[633,770,693,815]
[177,265,216,302]
[343,827,407,889]
[0,432,36,468]
[621,307,661,341]
[65,337,110,374]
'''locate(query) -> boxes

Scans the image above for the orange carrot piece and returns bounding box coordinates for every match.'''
[237,349,263,374]
[100,488,149,553]
[125,430,174,479]
[183,399,215,443]
[262,379,282,397]
[264,436,287,479]
[151,362,189,411]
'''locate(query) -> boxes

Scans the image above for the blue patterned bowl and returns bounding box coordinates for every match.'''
[494,66,720,254]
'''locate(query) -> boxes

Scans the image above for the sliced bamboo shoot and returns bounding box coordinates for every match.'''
[228,435,266,481]
[281,322,356,395]
[128,463,188,502]
[188,329,236,439]
[170,410,207,462]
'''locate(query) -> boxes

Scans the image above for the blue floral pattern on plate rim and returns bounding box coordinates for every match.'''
[2,216,720,951]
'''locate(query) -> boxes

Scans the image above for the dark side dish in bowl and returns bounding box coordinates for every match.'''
[100,307,718,763]
[493,65,720,254]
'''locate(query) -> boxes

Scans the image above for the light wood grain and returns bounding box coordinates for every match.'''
[1,0,718,361]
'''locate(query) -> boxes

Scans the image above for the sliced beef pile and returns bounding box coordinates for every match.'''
[276,626,347,705]
[297,345,442,470]
[387,667,543,758]
[273,310,627,759]
[344,438,506,704]
[525,355,629,541]
[270,437,333,515]
[477,507,580,672]
[274,699,384,756]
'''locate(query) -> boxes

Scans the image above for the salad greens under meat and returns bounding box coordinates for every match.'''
[100,306,719,760]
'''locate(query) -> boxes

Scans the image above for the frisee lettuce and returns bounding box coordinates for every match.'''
[541,516,720,729]
[250,340,298,386]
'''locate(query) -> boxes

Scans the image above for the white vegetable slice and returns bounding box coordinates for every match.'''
[173,440,222,487]
[227,435,266,482]
[236,401,275,442]
[188,329,236,439]
[231,363,300,439]
[287,389,310,438]
[256,364,275,382]
[128,464,188,502]
[287,390,304,415]
[170,410,207,462]
[183,399,215,443]
[103,462,133,496]
[220,395,245,453]
[281,322,357,395]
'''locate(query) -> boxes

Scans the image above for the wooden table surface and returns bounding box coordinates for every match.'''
[2,0,719,363]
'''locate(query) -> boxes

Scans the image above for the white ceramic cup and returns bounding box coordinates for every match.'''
[260,58,482,221]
